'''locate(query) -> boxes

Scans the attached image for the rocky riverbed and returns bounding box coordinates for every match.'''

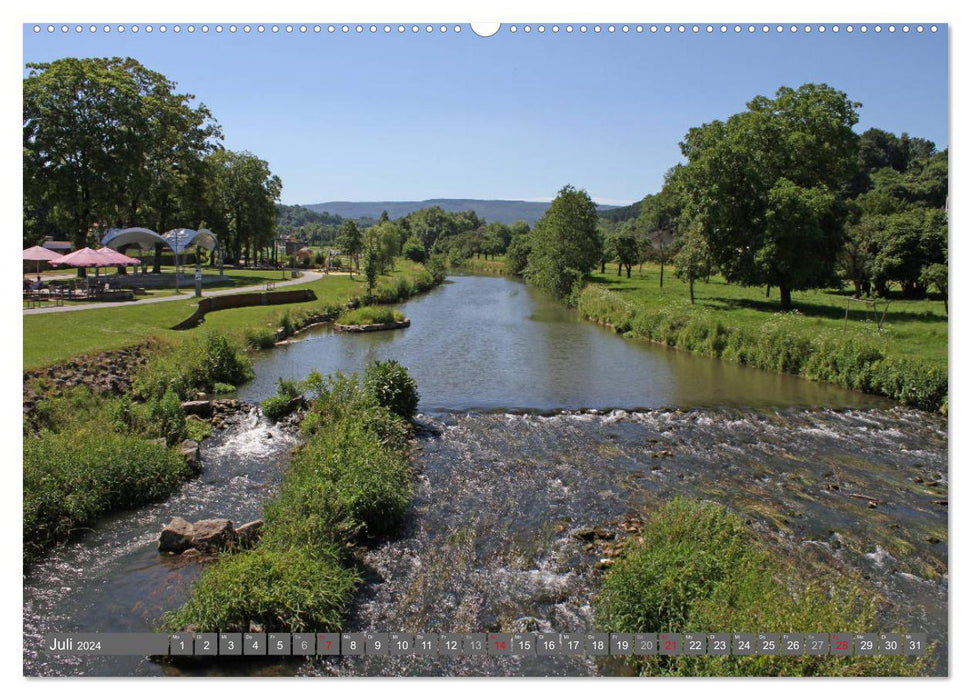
[23,343,154,414]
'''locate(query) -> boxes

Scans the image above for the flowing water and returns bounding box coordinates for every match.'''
[23,275,948,676]
[22,412,299,677]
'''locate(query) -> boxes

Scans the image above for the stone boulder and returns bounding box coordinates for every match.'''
[235,520,264,549]
[158,517,195,553]
[179,440,201,471]
[159,517,237,553]
[192,519,237,552]
[181,400,213,418]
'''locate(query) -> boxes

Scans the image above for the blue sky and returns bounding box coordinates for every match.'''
[22,23,948,206]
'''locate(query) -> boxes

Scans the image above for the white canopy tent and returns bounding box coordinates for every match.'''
[102,227,223,286]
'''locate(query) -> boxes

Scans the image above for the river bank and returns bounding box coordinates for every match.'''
[23,258,445,560]
[577,284,947,412]
[23,274,947,677]
[455,257,947,412]
[23,259,442,370]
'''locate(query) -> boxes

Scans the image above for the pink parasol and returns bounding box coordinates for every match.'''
[23,245,64,276]
[22,245,64,263]
[95,247,141,265]
[51,247,114,268]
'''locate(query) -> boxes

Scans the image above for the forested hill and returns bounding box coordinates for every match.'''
[302,198,622,225]
[598,200,642,223]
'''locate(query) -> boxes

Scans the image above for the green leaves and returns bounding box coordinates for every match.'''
[23,57,219,245]
[526,184,602,303]
[680,83,860,307]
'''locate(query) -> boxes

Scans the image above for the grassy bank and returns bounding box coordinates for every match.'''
[23,259,441,370]
[22,385,197,559]
[460,256,507,276]
[577,267,947,411]
[162,364,417,632]
[23,332,254,560]
[335,305,405,326]
[24,430,191,559]
[596,499,930,676]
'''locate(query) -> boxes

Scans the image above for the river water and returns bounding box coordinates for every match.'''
[23,275,948,676]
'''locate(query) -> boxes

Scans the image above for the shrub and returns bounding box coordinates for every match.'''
[505,235,531,276]
[268,419,413,541]
[260,377,304,423]
[363,360,420,420]
[577,285,634,333]
[301,370,411,449]
[161,547,357,633]
[872,357,948,411]
[336,305,405,326]
[184,416,213,442]
[244,326,277,350]
[132,388,187,445]
[403,236,426,263]
[277,311,295,337]
[595,499,927,676]
[24,430,190,558]
[425,254,447,283]
[212,382,237,395]
[133,333,253,401]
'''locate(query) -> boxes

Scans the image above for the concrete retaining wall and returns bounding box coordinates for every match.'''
[171,289,317,330]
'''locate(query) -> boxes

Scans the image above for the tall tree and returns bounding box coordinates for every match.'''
[205,150,282,266]
[637,168,685,287]
[680,83,860,310]
[526,185,601,302]
[673,222,710,304]
[611,224,639,278]
[24,57,219,246]
[336,220,363,271]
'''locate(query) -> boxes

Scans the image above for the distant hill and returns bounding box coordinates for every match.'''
[302,198,622,226]
[599,200,642,223]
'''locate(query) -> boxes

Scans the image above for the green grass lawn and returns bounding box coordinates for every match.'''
[23,263,422,370]
[588,264,947,366]
[461,255,507,276]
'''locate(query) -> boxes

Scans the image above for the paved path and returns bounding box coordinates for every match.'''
[23,271,326,315]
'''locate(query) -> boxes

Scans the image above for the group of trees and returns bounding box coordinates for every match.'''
[513,84,947,311]
[669,87,948,310]
[23,57,284,265]
[276,205,344,247]
[841,131,948,305]
[501,185,602,302]
[335,206,532,271]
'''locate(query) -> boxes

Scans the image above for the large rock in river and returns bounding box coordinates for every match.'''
[158,517,195,553]
[191,519,237,552]
[158,517,238,553]
[181,400,213,418]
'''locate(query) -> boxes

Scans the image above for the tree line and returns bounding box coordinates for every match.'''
[23,57,283,266]
[510,83,947,311]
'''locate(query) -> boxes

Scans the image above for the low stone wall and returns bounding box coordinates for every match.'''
[172,289,317,330]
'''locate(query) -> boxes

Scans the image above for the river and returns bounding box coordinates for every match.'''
[23,275,948,676]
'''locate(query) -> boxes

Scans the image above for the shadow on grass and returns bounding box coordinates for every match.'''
[705,295,947,325]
